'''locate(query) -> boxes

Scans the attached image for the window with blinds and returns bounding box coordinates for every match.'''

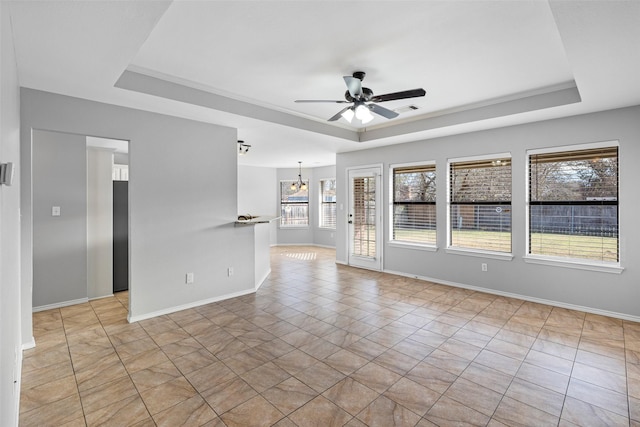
[320,179,336,229]
[392,164,436,245]
[528,145,618,263]
[280,181,309,227]
[449,156,512,253]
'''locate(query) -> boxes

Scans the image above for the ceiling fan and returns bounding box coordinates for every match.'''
[295,71,426,124]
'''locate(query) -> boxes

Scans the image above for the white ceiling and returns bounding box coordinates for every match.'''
[7,1,640,168]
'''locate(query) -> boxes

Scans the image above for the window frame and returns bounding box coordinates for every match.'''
[524,141,623,273]
[319,178,337,230]
[389,161,437,251]
[446,153,514,260]
[279,179,310,228]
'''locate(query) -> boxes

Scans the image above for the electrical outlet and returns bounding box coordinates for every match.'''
[481,263,488,272]
[185,272,194,284]
[228,267,234,277]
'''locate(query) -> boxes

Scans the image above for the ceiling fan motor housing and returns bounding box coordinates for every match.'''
[344,87,373,102]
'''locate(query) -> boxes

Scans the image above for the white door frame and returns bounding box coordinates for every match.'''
[346,164,383,271]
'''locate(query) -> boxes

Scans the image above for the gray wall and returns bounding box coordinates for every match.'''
[1,1,22,425]
[276,165,337,247]
[32,130,87,307]
[337,106,640,319]
[21,89,255,325]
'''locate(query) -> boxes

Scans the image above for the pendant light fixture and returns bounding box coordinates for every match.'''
[290,161,308,191]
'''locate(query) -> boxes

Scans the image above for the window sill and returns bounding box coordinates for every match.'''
[445,247,514,261]
[318,227,336,231]
[279,226,309,230]
[389,241,438,252]
[523,255,624,274]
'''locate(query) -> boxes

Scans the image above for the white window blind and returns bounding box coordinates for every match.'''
[320,179,336,229]
[449,157,512,253]
[529,146,618,262]
[280,181,309,227]
[392,164,436,245]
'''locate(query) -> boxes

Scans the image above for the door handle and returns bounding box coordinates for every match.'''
[348,220,353,224]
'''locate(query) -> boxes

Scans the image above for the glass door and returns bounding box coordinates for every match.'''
[348,166,382,270]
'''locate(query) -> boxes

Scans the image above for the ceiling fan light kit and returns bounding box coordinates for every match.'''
[295,71,426,124]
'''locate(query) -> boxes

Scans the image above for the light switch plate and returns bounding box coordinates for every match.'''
[52,206,61,216]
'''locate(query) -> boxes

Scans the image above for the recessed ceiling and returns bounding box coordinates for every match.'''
[7,1,640,168]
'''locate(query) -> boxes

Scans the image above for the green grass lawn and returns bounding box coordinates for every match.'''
[394,229,617,262]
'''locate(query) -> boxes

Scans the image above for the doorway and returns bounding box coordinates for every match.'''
[347,166,382,271]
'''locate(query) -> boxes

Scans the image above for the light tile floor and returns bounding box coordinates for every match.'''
[20,246,640,426]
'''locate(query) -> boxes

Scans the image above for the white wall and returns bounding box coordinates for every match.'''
[238,165,278,245]
[337,106,640,319]
[87,147,114,300]
[21,89,255,328]
[0,1,23,425]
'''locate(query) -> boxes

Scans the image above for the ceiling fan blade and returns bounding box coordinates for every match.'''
[369,103,399,119]
[370,88,426,103]
[295,99,349,103]
[343,76,362,99]
[328,106,352,122]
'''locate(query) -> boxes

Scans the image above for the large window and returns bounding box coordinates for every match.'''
[280,181,309,227]
[319,179,336,229]
[392,163,436,245]
[528,144,618,263]
[449,155,512,253]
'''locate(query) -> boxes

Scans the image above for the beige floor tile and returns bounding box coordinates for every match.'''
[20,393,84,427]
[406,360,457,394]
[240,361,291,392]
[505,377,565,417]
[153,394,217,427]
[20,375,78,413]
[294,361,346,393]
[220,395,285,427]
[139,376,197,415]
[185,360,237,393]
[85,395,151,427]
[129,360,183,392]
[19,246,640,427]
[561,396,629,426]
[384,377,440,417]
[202,376,257,414]
[460,362,514,394]
[262,376,318,415]
[426,396,490,426]
[492,396,559,426]
[357,395,422,427]
[80,375,138,414]
[289,395,352,427]
[323,377,379,416]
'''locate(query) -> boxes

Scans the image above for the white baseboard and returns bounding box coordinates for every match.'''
[273,243,336,249]
[89,294,114,301]
[33,297,89,313]
[384,268,640,323]
[255,268,271,291]
[127,287,256,323]
[22,336,35,350]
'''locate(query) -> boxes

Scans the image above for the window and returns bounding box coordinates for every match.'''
[449,155,512,253]
[528,144,618,263]
[319,179,336,229]
[280,180,309,227]
[392,163,436,245]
